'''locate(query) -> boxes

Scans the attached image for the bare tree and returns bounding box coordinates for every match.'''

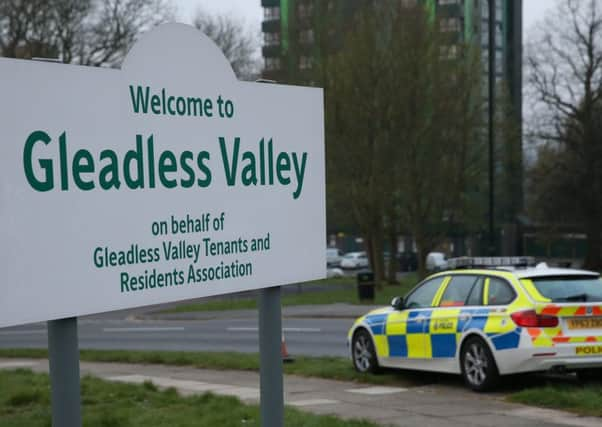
[0,0,57,58]
[389,10,484,277]
[323,2,484,280]
[322,5,393,283]
[0,0,174,66]
[193,9,260,81]
[80,0,174,66]
[527,0,602,269]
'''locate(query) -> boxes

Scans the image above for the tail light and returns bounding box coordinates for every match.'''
[511,310,559,328]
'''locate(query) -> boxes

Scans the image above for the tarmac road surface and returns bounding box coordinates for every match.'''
[0,303,368,357]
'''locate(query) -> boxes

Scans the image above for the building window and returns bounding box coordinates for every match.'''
[299,55,313,70]
[299,29,314,44]
[481,21,503,48]
[481,24,488,45]
[265,57,281,71]
[482,48,489,73]
[440,44,459,60]
[298,2,313,19]
[440,17,461,33]
[496,0,503,17]
[495,24,503,48]
[264,32,280,47]
[495,49,503,73]
[263,6,280,21]
[481,1,503,20]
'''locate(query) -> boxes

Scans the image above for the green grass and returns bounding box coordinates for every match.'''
[0,349,422,386]
[0,369,380,427]
[164,275,417,314]
[6,349,602,417]
[508,383,602,417]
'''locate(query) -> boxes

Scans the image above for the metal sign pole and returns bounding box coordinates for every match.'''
[258,286,284,427]
[47,317,82,427]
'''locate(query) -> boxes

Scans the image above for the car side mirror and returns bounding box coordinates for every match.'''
[391,296,404,310]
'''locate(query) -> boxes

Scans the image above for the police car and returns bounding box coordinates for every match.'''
[347,257,602,391]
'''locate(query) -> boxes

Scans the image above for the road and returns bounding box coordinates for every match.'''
[0,308,353,357]
[3,303,602,427]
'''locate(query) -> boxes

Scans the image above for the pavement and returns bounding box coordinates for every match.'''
[1,357,601,427]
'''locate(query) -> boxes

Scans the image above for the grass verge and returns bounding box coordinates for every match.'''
[5,349,602,417]
[164,275,417,314]
[0,369,379,427]
[508,383,602,417]
[0,348,422,386]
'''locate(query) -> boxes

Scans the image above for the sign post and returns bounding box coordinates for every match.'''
[47,318,81,427]
[0,23,325,426]
[258,286,284,426]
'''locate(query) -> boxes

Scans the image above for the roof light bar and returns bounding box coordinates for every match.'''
[446,256,536,270]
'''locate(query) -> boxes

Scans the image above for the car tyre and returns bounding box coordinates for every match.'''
[352,329,380,374]
[460,336,499,391]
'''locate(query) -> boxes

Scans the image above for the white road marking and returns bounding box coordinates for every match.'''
[288,399,340,407]
[102,327,185,333]
[0,329,46,335]
[107,374,260,401]
[284,327,322,333]
[345,386,408,395]
[226,327,321,333]
[0,361,39,369]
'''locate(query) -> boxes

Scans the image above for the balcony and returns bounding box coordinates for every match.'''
[262,44,281,58]
[262,20,280,33]
[437,3,463,18]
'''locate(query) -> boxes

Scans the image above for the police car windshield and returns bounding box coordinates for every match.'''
[530,276,602,302]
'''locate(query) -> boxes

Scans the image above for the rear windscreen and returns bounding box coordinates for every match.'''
[529,276,602,302]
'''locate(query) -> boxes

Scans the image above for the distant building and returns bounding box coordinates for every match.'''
[261,0,523,250]
[261,0,520,92]
[261,0,370,83]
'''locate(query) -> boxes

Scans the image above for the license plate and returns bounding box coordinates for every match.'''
[576,345,602,356]
[567,317,602,330]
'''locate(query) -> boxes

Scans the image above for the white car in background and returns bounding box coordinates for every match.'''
[326,248,343,267]
[341,252,369,269]
[327,267,344,278]
[426,252,447,271]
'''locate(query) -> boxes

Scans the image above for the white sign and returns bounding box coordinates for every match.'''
[0,24,325,328]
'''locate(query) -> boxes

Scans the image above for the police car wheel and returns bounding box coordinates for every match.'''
[352,329,379,373]
[460,337,499,391]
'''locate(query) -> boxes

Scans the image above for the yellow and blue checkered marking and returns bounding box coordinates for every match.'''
[364,307,522,359]
[388,335,408,357]
[489,330,521,350]
[365,314,387,335]
[430,334,456,357]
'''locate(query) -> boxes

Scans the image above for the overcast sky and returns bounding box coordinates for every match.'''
[175,0,554,40]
